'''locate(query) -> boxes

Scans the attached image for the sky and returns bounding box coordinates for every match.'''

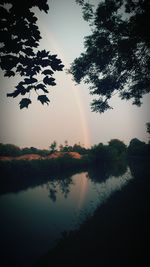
[0,0,150,149]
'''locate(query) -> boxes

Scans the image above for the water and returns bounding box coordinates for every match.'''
[0,167,133,266]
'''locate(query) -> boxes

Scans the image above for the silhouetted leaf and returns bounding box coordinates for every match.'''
[19,98,32,109]
[36,84,48,93]
[37,50,49,58]
[51,61,64,71]
[7,91,19,98]
[26,86,33,92]
[43,76,55,85]
[36,84,46,90]
[25,12,37,23]
[56,64,64,71]
[4,70,15,77]
[49,54,57,60]
[38,95,50,105]
[7,84,27,98]
[42,69,54,75]
[16,65,24,72]
[24,77,37,84]
[34,66,41,73]
[35,1,49,13]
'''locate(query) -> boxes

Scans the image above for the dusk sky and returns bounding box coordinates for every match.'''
[0,0,150,149]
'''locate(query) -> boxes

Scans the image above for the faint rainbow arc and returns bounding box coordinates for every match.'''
[39,24,91,147]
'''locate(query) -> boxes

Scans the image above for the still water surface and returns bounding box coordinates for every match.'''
[0,168,133,266]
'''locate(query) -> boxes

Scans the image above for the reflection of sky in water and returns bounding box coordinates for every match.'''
[0,168,133,266]
[76,168,132,221]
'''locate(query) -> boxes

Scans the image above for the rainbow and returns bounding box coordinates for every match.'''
[39,22,91,148]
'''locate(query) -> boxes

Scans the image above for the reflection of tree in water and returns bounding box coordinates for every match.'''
[59,179,74,198]
[46,182,57,202]
[46,176,74,202]
[47,161,128,202]
[88,160,127,183]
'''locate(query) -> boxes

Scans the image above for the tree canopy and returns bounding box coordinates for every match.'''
[71,0,150,112]
[0,0,64,109]
[49,141,57,153]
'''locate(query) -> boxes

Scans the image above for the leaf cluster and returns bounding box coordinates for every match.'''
[71,0,150,112]
[0,0,64,108]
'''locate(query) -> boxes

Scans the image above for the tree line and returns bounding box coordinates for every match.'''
[0,141,88,157]
[0,137,150,160]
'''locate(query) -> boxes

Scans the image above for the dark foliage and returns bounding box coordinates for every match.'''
[49,141,57,153]
[0,143,50,156]
[108,139,127,157]
[0,143,21,156]
[89,139,127,163]
[127,138,150,158]
[71,0,150,112]
[0,0,64,108]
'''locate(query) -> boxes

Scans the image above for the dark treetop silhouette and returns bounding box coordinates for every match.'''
[0,0,64,109]
[71,0,150,112]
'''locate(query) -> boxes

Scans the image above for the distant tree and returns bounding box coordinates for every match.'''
[72,143,87,154]
[59,143,74,152]
[0,143,21,156]
[71,0,150,112]
[128,138,146,148]
[50,141,57,153]
[127,138,147,157]
[0,0,64,109]
[90,143,116,162]
[108,139,127,157]
[21,147,33,155]
[62,140,69,152]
